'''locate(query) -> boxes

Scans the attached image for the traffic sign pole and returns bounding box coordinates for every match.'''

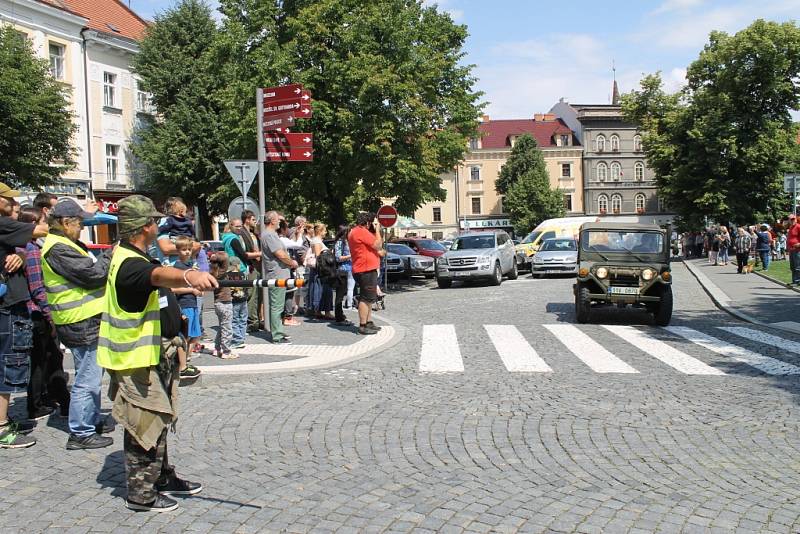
[256,88,268,332]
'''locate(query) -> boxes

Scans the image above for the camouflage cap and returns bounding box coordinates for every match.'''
[117,195,164,236]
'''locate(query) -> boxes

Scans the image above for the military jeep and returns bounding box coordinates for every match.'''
[573,222,673,326]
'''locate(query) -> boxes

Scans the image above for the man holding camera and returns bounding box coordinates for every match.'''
[347,213,385,336]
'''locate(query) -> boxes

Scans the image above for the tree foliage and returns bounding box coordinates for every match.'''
[133,0,483,226]
[622,20,800,227]
[500,134,565,234]
[0,26,77,187]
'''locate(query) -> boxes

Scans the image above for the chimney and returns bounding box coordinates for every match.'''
[534,113,543,121]
[534,113,555,121]
[481,114,490,123]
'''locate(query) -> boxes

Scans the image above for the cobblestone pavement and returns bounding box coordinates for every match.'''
[4,263,800,533]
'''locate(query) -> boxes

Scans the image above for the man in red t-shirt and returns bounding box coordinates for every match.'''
[347,212,385,335]
[786,214,800,285]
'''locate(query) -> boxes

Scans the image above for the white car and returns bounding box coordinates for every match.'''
[531,238,578,278]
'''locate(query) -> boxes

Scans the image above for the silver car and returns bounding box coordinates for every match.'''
[436,231,518,288]
[531,237,578,277]
[386,243,436,279]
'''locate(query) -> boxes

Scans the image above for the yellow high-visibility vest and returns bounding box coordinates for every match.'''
[41,234,105,325]
[97,246,161,370]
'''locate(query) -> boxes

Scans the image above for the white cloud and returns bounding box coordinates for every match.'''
[421,0,464,21]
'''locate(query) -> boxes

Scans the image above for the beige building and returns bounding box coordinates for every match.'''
[1,0,151,241]
[413,114,584,240]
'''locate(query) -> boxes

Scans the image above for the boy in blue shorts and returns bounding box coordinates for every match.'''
[172,236,202,378]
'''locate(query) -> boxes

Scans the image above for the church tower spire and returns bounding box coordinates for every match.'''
[611,60,620,105]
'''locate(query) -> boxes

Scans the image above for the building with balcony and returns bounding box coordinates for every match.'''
[1,0,152,237]
[550,92,672,224]
[413,114,584,240]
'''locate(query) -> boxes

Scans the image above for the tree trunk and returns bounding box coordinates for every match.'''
[195,196,213,240]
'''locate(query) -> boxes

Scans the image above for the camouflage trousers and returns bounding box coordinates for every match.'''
[123,339,179,505]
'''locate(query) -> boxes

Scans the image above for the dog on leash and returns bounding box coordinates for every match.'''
[742,263,754,274]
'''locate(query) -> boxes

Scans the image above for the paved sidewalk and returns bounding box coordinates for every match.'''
[684,257,800,331]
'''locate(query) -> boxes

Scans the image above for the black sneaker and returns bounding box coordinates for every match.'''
[6,418,35,435]
[358,326,377,335]
[366,321,382,331]
[66,433,113,450]
[96,416,116,435]
[29,406,55,421]
[271,337,292,345]
[126,494,179,512]
[0,425,36,449]
[180,365,202,378]
[156,476,203,496]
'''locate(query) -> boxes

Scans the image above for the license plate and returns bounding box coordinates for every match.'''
[609,286,639,295]
[454,271,472,277]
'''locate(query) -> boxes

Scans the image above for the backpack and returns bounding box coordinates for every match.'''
[316,249,338,280]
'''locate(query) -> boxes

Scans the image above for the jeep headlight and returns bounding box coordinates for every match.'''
[595,267,608,279]
[642,268,656,281]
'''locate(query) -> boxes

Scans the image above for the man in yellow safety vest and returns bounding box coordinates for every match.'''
[98,195,217,513]
[41,198,115,451]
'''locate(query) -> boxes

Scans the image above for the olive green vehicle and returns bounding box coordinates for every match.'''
[573,222,673,326]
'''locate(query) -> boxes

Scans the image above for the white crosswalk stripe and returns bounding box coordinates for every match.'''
[485,325,552,372]
[543,324,639,373]
[418,323,800,376]
[603,325,725,375]
[419,324,464,373]
[719,326,800,355]
[666,326,800,376]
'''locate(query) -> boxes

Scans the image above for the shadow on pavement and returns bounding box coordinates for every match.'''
[97,449,126,497]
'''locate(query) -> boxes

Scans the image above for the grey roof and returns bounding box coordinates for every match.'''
[579,222,665,232]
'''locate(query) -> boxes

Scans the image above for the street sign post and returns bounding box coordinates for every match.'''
[263,147,314,162]
[377,205,399,228]
[262,83,303,102]
[784,173,800,215]
[263,133,313,148]
[262,113,295,132]
[223,160,259,217]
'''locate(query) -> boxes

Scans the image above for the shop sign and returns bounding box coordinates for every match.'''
[459,218,511,229]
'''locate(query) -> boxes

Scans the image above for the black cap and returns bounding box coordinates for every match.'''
[52,198,93,219]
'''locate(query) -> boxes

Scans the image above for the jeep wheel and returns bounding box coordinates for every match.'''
[575,282,591,324]
[437,277,452,289]
[507,261,518,280]
[653,286,673,326]
[490,262,502,286]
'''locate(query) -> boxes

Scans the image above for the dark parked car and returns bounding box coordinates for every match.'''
[391,237,447,258]
[386,243,436,279]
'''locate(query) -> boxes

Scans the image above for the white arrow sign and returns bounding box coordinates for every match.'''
[303,151,312,158]
[224,160,259,197]
[302,136,311,143]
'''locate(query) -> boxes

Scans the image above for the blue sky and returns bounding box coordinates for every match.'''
[131,0,800,119]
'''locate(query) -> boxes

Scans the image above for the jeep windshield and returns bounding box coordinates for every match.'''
[452,235,495,250]
[580,230,664,254]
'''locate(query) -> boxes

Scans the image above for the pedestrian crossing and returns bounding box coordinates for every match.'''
[418,324,800,377]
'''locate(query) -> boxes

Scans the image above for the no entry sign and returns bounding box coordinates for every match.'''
[376,205,398,227]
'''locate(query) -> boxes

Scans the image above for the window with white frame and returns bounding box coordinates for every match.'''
[136,86,153,114]
[634,135,642,152]
[469,138,479,150]
[564,194,573,212]
[597,162,608,181]
[471,197,481,215]
[49,43,65,80]
[470,166,480,181]
[634,161,644,181]
[103,72,117,107]
[610,135,620,151]
[560,134,570,147]
[635,193,646,211]
[595,134,606,152]
[611,194,622,213]
[598,194,609,213]
[106,144,120,181]
[432,207,442,223]
[561,163,571,177]
[611,162,621,181]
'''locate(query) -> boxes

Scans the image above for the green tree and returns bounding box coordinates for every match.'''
[131,0,229,231]
[0,26,76,187]
[623,20,800,227]
[500,134,565,234]
[218,0,483,224]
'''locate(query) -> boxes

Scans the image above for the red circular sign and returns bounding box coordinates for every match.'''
[376,205,398,227]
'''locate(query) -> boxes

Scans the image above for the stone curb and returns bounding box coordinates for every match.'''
[753,269,800,294]
[193,313,404,379]
[682,259,766,326]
